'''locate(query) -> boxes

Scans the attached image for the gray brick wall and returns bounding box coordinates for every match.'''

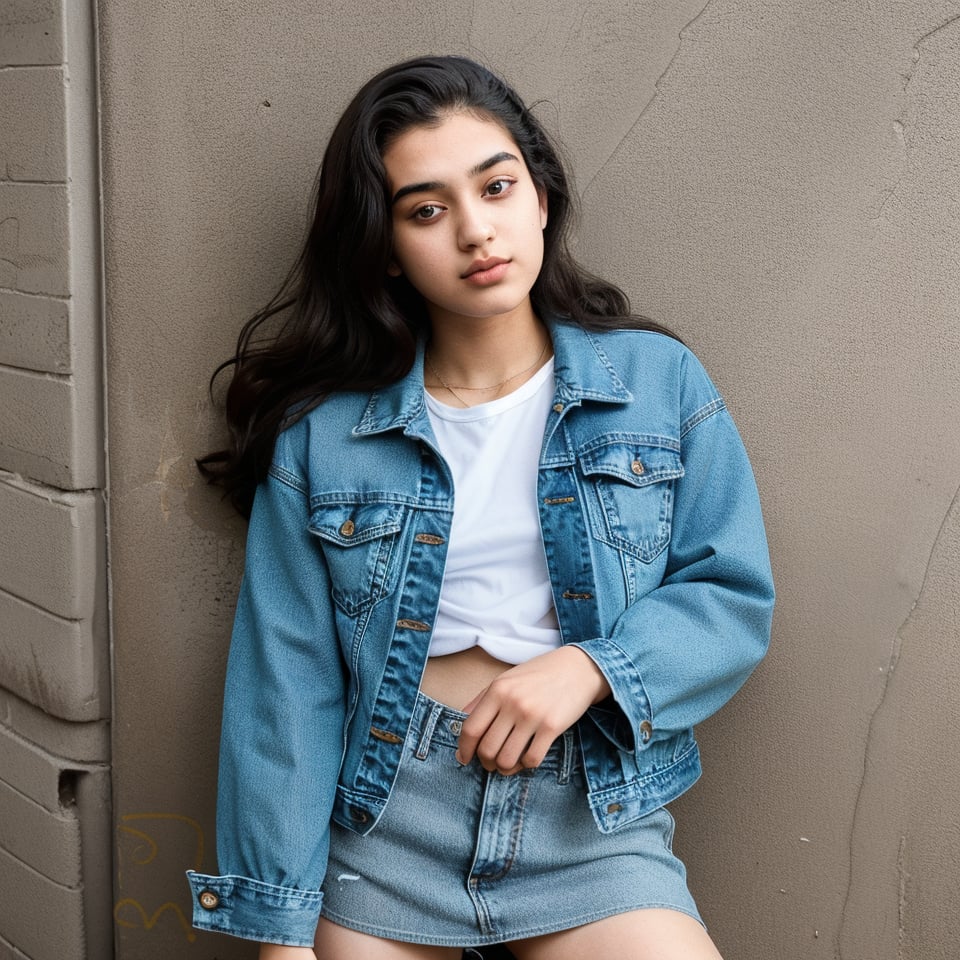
[0,1,111,958]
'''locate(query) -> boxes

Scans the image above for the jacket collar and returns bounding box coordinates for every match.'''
[353,317,633,438]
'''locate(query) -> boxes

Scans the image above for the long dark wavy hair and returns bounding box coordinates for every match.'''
[199,55,675,516]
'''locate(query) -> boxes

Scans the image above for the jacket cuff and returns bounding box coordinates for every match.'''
[568,639,653,753]
[186,871,322,946]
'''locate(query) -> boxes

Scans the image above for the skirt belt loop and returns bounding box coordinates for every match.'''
[557,728,575,784]
[415,700,445,760]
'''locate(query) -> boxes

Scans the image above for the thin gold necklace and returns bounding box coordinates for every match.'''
[425,339,550,408]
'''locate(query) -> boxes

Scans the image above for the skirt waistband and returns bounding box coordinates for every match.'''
[410,690,579,783]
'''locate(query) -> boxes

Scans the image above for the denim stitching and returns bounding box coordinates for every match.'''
[268,463,308,494]
[680,397,726,437]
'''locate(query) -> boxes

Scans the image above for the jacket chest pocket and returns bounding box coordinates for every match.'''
[578,439,683,563]
[308,501,406,615]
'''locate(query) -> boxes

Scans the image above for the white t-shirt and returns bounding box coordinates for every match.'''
[424,359,562,664]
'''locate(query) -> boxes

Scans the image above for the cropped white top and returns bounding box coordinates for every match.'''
[424,359,562,664]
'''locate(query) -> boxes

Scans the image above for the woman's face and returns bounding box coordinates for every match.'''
[382,110,548,330]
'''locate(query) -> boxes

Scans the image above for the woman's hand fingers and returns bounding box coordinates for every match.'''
[455,646,610,774]
[454,689,501,768]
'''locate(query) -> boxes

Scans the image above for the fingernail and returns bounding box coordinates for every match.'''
[455,751,466,766]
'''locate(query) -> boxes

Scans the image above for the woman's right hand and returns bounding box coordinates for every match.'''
[457,645,610,775]
[259,944,318,960]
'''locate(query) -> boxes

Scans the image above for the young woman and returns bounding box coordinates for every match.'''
[187,55,774,960]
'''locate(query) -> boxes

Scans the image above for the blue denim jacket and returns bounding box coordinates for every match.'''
[187,319,774,946]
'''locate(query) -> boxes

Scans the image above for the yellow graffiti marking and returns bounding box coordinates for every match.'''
[114,812,208,941]
[119,812,205,870]
[118,826,159,866]
[114,898,197,942]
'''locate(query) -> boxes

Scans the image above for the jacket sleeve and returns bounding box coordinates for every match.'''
[571,359,775,752]
[187,462,346,946]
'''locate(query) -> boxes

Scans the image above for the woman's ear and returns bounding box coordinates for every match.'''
[387,261,402,277]
[538,188,548,230]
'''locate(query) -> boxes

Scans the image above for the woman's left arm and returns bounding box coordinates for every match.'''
[569,399,775,752]
[457,370,774,770]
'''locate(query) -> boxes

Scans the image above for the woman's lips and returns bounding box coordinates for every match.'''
[462,259,510,285]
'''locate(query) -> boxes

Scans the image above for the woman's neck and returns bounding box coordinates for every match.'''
[424,307,552,406]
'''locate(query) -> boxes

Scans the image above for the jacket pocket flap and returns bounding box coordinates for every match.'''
[308,501,405,546]
[578,440,683,488]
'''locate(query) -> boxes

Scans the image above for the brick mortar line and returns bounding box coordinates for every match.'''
[0,362,71,382]
[0,178,68,186]
[0,584,86,626]
[0,469,104,498]
[0,751,111,781]
[0,769,109,809]
[0,64,63,72]
[0,287,70,302]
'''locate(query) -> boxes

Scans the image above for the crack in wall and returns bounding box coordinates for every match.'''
[580,0,715,200]
[872,13,960,221]
[836,480,960,958]
[556,6,591,70]
[914,11,960,46]
[0,442,67,470]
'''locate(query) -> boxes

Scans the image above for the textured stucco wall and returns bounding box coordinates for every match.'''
[96,2,960,958]
[0,1,112,958]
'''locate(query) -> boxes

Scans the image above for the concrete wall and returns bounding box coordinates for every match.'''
[2,1,956,957]
[101,2,960,958]
[0,1,111,958]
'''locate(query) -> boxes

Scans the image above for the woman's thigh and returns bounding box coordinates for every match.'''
[314,917,463,960]
[508,908,723,960]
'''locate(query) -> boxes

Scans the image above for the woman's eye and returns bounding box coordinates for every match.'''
[414,204,441,221]
[485,178,513,197]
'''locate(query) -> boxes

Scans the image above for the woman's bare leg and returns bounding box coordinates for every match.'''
[314,916,462,960]
[508,909,723,960]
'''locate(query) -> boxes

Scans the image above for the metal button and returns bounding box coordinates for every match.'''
[639,720,653,743]
[553,402,564,413]
[607,803,623,814]
[198,890,220,910]
[349,806,369,823]
[630,459,645,476]
[449,720,463,735]
[339,519,355,537]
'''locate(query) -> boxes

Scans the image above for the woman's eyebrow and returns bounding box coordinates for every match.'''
[470,150,519,176]
[391,151,520,205]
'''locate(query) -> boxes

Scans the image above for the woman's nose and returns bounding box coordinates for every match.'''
[458,204,495,249]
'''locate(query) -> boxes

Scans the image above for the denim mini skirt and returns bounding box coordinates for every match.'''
[321,692,702,947]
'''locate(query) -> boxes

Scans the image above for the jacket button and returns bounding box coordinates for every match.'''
[631,459,645,476]
[639,720,653,743]
[553,402,564,413]
[198,890,220,910]
[607,803,622,814]
[339,519,356,537]
[349,806,369,824]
